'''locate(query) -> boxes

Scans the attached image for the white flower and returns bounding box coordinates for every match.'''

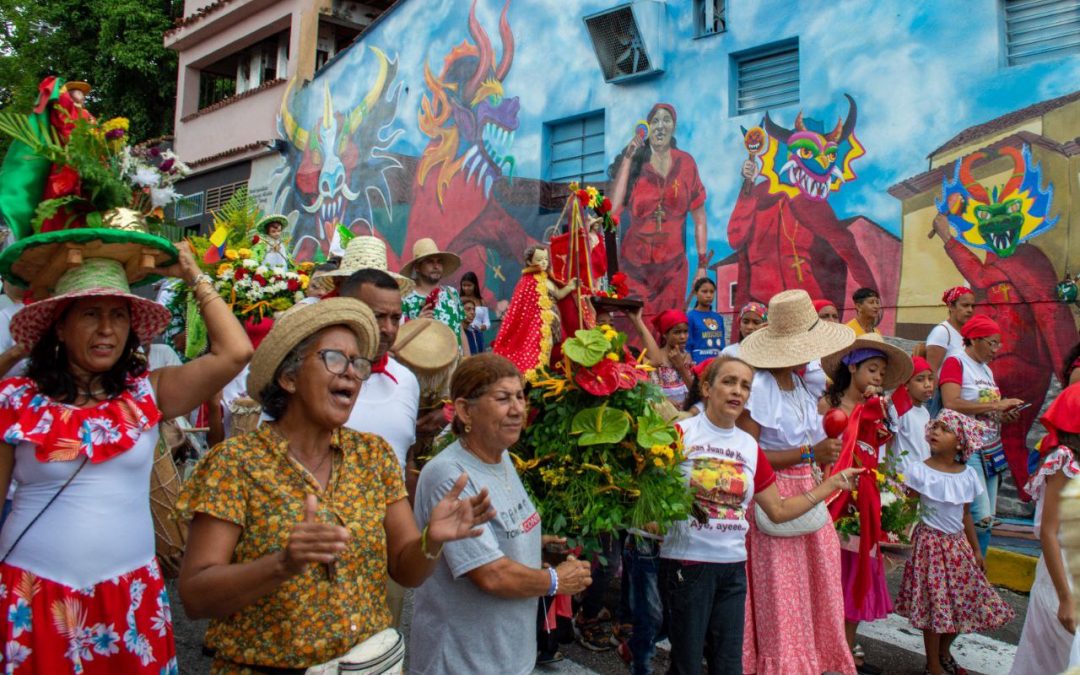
[130,165,161,188]
[150,186,179,208]
[879,491,898,508]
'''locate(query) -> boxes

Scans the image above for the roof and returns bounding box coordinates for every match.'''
[928,89,1080,159]
[889,130,1080,201]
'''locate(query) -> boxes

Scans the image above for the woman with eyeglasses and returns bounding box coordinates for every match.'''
[409,353,593,675]
[939,314,1024,557]
[177,299,493,674]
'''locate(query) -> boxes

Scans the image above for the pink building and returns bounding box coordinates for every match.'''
[164,0,392,231]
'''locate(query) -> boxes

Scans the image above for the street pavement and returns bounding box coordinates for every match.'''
[169,561,1028,674]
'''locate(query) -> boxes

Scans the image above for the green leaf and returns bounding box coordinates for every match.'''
[636,405,678,448]
[571,405,630,445]
[562,329,611,367]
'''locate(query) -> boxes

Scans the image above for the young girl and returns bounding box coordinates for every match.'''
[459,271,491,332]
[895,409,1015,675]
[662,357,862,674]
[890,357,935,463]
[1010,384,1080,674]
[681,358,714,417]
[630,307,693,408]
[820,334,913,672]
[686,278,726,364]
[720,302,766,359]
[462,298,485,354]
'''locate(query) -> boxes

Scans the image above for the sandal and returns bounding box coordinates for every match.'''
[852,644,866,659]
[536,650,564,666]
[941,656,968,675]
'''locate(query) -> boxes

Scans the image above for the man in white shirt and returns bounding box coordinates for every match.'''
[339,268,421,627]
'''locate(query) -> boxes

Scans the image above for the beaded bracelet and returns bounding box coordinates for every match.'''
[190,272,213,289]
[547,567,559,596]
[800,445,814,464]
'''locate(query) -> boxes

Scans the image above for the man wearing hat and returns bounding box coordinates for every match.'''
[252,215,291,269]
[400,238,468,352]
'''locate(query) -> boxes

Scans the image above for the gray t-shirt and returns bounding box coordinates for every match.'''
[408,440,542,675]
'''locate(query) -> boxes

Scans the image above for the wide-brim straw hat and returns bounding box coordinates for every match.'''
[400,237,461,279]
[64,80,92,94]
[246,297,378,404]
[738,289,856,369]
[326,236,414,295]
[820,332,914,391]
[10,258,172,349]
[392,318,458,373]
[256,214,289,234]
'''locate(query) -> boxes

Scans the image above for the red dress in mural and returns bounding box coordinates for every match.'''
[620,148,705,315]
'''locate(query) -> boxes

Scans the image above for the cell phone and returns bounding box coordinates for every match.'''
[1008,402,1032,413]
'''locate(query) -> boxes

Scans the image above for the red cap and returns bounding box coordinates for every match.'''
[960,315,1001,340]
[651,309,689,337]
[1041,383,1080,451]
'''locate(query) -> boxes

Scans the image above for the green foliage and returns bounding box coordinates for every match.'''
[0,0,181,153]
[562,329,611,367]
[571,404,631,446]
[636,405,678,448]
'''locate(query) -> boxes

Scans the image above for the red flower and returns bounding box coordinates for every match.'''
[234,268,246,280]
[575,359,621,397]
[576,189,590,208]
[611,214,620,226]
[611,272,630,298]
[287,278,300,292]
[254,274,267,285]
[48,165,80,196]
[599,197,612,214]
[613,362,647,390]
[252,234,261,244]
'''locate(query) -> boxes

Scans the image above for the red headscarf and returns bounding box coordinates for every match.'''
[652,309,689,337]
[1040,383,1080,452]
[942,286,974,305]
[648,103,677,125]
[891,356,933,416]
[812,299,837,314]
[692,357,715,379]
[960,315,1001,340]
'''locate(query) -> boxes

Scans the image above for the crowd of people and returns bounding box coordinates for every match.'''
[0,225,1078,675]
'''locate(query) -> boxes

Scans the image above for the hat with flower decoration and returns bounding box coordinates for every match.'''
[10,257,172,349]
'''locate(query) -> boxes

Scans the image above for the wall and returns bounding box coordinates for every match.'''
[252,0,1080,360]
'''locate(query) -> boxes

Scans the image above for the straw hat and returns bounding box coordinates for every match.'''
[10,258,171,349]
[738,289,856,369]
[256,214,289,234]
[64,81,92,95]
[820,332,914,391]
[326,236,414,295]
[392,318,458,373]
[246,297,378,404]
[400,238,461,279]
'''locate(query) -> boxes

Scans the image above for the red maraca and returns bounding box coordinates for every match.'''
[823,408,848,439]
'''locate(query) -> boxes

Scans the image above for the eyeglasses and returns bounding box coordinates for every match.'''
[316,349,372,381]
[978,338,1001,349]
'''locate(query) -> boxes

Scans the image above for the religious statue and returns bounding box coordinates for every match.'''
[252,215,291,269]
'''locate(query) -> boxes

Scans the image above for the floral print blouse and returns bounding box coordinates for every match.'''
[402,286,465,347]
[176,424,407,672]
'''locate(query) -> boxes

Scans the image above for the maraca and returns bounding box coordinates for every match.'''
[823,407,848,439]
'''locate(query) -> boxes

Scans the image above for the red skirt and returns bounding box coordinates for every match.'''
[895,524,1014,634]
[0,560,177,674]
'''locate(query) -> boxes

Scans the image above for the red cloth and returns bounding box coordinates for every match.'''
[894,356,934,417]
[1040,383,1080,451]
[812,299,837,313]
[491,270,552,380]
[911,356,932,377]
[829,397,891,609]
[370,352,398,384]
[942,286,974,305]
[938,357,963,386]
[960,315,1001,340]
[243,316,274,350]
[651,309,689,338]
[753,446,777,492]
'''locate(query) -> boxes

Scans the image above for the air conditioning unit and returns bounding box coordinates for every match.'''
[583,1,665,84]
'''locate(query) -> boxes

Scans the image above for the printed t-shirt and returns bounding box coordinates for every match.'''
[661,414,776,564]
[686,309,726,363]
[939,352,1002,445]
[410,441,541,675]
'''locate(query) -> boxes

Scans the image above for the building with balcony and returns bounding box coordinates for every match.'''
[163,0,394,232]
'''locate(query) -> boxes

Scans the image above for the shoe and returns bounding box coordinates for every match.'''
[577,622,612,651]
[536,650,564,666]
[616,640,633,667]
[941,656,968,675]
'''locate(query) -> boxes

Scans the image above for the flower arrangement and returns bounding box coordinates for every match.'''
[568,181,618,233]
[518,324,692,552]
[210,259,309,321]
[0,113,188,232]
[835,457,921,545]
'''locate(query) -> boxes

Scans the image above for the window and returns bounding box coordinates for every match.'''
[694,0,726,37]
[731,40,799,116]
[196,30,289,110]
[728,282,737,310]
[174,192,204,221]
[205,181,248,212]
[546,113,606,184]
[1003,0,1080,66]
[199,73,236,110]
[315,19,363,72]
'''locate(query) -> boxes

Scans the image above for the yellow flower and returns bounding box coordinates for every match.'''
[606,353,619,362]
[224,249,239,261]
[101,117,130,133]
[602,329,618,341]
[568,181,580,192]
[896,472,906,482]
[217,264,233,277]
[653,458,665,468]
[237,248,253,259]
[300,276,310,290]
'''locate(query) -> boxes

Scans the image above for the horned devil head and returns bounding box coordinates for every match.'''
[762,93,860,202]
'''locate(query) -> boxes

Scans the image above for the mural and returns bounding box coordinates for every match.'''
[275,46,403,261]
[929,144,1077,495]
[725,95,895,336]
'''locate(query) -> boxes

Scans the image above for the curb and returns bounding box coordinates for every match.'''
[985,546,1036,593]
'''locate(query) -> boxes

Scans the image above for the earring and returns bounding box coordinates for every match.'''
[464,423,472,434]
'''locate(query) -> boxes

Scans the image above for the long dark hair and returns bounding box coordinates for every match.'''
[459,271,483,302]
[607,127,679,207]
[823,359,894,430]
[27,304,147,404]
[1063,340,1080,384]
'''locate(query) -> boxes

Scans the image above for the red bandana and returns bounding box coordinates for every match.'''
[371,352,398,384]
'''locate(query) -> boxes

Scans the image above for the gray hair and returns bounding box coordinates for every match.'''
[259,332,320,419]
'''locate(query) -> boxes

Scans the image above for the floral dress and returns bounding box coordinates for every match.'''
[402,286,465,348]
[0,375,176,674]
[175,425,406,673]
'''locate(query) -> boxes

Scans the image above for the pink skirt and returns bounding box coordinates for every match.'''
[895,523,1014,633]
[743,465,856,675]
[840,548,893,622]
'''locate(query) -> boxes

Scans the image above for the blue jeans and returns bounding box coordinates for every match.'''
[967,451,999,557]
[660,559,746,675]
[624,535,662,675]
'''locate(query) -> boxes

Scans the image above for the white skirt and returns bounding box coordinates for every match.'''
[1010,552,1073,675]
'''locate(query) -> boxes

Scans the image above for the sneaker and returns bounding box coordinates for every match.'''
[576,620,612,652]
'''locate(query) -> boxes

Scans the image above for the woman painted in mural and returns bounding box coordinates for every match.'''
[609,103,707,320]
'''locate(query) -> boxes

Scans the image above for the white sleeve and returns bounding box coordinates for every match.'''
[925,323,950,350]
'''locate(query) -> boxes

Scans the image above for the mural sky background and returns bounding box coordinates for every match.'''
[271,0,1079,289]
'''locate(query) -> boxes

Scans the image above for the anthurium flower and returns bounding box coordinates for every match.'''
[575,359,620,397]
